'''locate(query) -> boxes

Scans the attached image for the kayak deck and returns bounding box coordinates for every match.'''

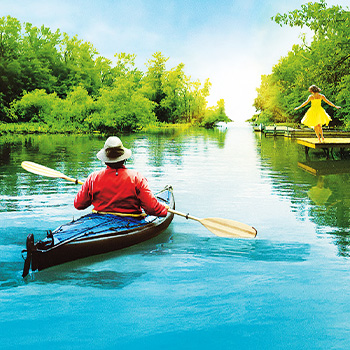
[40,213,158,248]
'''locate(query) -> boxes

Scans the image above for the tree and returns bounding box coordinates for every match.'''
[59,33,102,96]
[60,86,95,124]
[161,63,189,123]
[200,99,230,128]
[142,52,169,122]
[86,53,156,134]
[254,1,349,126]
[85,85,156,133]
[0,16,226,130]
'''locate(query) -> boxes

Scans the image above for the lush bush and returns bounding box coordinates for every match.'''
[85,80,157,133]
[10,89,61,123]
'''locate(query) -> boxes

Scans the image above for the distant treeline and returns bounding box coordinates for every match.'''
[0,16,230,133]
[253,1,350,128]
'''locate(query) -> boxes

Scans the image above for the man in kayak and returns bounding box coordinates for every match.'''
[74,136,168,217]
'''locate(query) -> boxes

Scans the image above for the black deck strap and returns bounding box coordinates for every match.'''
[186,213,190,220]
[47,230,54,247]
[22,234,35,278]
[75,179,79,185]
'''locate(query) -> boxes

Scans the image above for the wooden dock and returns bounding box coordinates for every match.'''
[287,130,350,139]
[297,137,350,158]
[253,124,350,139]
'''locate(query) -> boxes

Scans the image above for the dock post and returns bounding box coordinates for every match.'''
[322,148,330,159]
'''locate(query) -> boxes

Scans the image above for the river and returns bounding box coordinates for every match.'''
[1,123,350,349]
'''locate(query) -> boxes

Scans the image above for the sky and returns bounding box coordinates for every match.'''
[1,0,349,122]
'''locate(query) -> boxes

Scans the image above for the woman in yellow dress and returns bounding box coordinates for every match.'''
[294,85,341,142]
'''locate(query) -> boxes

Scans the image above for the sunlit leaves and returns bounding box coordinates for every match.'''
[255,1,350,126]
[0,16,226,131]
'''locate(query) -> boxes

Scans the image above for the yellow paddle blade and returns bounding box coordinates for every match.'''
[22,161,66,178]
[167,208,257,239]
[199,217,257,238]
[21,161,83,185]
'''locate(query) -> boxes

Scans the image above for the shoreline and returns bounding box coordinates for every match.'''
[0,121,197,136]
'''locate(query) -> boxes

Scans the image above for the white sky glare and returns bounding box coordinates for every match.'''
[1,0,349,122]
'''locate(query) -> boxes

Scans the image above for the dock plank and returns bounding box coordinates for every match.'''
[297,138,350,149]
[287,130,350,139]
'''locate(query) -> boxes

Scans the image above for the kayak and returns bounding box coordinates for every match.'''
[22,185,175,277]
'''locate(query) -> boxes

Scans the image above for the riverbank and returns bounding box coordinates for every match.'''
[0,121,194,136]
[0,122,87,135]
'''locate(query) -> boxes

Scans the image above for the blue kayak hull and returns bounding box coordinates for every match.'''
[22,186,174,276]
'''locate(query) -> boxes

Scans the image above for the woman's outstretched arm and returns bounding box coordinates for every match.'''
[321,95,341,109]
[294,95,312,110]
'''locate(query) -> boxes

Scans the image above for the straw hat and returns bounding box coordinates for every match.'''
[96,136,132,163]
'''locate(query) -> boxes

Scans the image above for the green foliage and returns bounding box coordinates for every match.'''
[337,75,350,128]
[0,121,86,135]
[142,52,169,122]
[199,99,231,128]
[144,53,214,124]
[63,86,95,124]
[86,82,156,133]
[255,1,350,127]
[0,16,227,133]
[10,89,60,123]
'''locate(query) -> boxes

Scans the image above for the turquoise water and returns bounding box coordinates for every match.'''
[1,124,350,349]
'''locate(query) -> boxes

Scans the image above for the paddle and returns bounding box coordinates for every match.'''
[167,209,257,238]
[21,161,257,238]
[21,161,84,185]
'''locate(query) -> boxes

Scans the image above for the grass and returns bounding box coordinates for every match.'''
[0,121,195,136]
[0,122,90,135]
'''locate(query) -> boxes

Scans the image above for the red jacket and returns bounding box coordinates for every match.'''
[74,166,168,217]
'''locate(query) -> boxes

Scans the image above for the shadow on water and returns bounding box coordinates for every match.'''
[167,236,310,263]
[29,270,145,290]
[0,261,146,291]
[0,264,144,291]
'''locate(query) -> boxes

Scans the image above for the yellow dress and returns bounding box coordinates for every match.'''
[301,98,332,128]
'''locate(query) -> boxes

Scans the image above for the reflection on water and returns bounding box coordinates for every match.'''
[1,125,350,349]
[255,132,350,256]
[298,159,350,176]
[307,176,332,206]
[0,129,228,207]
[1,127,350,262]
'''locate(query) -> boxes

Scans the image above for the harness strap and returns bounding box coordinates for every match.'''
[92,209,147,218]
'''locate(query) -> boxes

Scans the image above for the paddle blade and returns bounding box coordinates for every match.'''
[22,161,66,178]
[21,161,83,184]
[199,217,257,238]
